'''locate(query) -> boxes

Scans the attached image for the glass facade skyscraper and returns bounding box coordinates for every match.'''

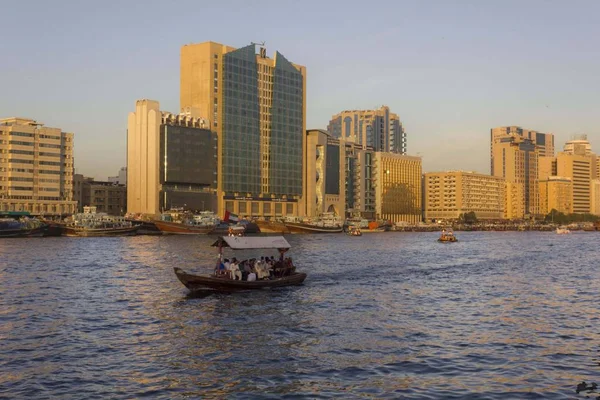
[181,42,306,217]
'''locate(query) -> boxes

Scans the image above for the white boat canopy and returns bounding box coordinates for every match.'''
[211,236,291,250]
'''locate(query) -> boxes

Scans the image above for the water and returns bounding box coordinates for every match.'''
[1,232,599,399]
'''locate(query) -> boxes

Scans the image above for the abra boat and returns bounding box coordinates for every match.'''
[438,230,458,242]
[153,211,219,235]
[173,235,307,292]
[284,212,343,234]
[64,207,139,237]
[556,227,571,234]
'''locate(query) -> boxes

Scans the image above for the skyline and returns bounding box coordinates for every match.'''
[1,0,599,180]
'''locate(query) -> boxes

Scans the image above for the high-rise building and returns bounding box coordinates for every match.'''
[374,153,421,224]
[127,100,217,215]
[327,106,406,154]
[491,136,539,218]
[180,41,306,217]
[556,152,592,214]
[0,117,76,215]
[424,171,505,221]
[539,176,572,215]
[305,129,376,219]
[490,126,553,175]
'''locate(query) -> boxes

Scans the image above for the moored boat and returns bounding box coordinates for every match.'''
[284,212,343,234]
[255,219,290,234]
[64,206,139,237]
[173,235,307,292]
[153,211,219,235]
[556,227,571,234]
[0,214,46,238]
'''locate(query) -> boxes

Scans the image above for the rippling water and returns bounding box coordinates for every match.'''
[1,232,599,399]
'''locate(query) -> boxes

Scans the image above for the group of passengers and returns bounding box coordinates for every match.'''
[215,256,295,281]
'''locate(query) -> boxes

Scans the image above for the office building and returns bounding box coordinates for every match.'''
[181,41,306,217]
[327,106,406,154]
[305,129,376,219]
[424,171,505,221]
[591,179,600,215]
[127,100,217,215]
[108,167,127,185]
[490,126,553,175]
[539,176,572,215]
[78,178,127,216]
[556,152,592,214]
[374,152,421,224]
[0,117,76,215]
[491,136,539,218]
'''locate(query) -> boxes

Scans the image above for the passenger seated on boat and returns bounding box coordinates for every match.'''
[229,258,242,280]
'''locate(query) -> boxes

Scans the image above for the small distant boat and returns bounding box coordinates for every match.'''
[556,227,571,234]
[346,226,362,236]
[438,230,458,242]
[174,235,307,292]
[64,206,139,237]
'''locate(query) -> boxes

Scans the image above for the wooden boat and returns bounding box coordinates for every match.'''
[255,219,290,234]
[173,235,307,292]
[555,227,571,234]
[0,217,46,238]
[64,206,139,237]
[174,268,307,291]
[438,231,458,242]
[346,226,362,236]
[64,225,139,237]
[153,219,215,235]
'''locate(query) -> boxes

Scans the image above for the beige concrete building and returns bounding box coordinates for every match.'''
[491,126,553,175]
[556,152,592,214]
[492,136,539,218]
[424,171,505,221]
[305,129,376,219]
[538,156,557,181]
[127,100,217,215]
[539,176,572,215]
[327,106,406,154]
[590,179,600,215]
[81,179,127,216]
[505,182,525,219]
[374,152,421,224]
[181,41,306,217]
[0,117,76,215]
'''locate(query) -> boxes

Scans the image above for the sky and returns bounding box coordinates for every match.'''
[1,0,599,180]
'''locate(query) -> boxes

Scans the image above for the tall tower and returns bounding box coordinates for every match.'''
[327,106,406,154]
[180,41,307,217]
[492,136,539,218]
[490,126,553,175]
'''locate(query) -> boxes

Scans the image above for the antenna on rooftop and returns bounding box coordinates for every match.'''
[251,41,266,47]
[252,41,267,58]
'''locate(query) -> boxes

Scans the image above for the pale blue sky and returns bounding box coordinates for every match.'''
[1,0,599,179]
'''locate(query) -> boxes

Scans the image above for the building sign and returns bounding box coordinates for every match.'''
[223,195,297,203]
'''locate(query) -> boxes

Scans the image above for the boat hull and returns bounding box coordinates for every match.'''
[0,226,45,238]
[64,225,140,237]
[153,220,214,235]
[174,268,307,291]
[284,222,343,234]
[255,220,290,234]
